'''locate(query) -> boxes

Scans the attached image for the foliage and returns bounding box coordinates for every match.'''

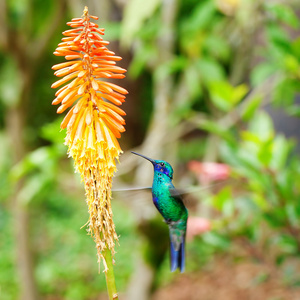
[121,0,300,288]
[1,0,300,299]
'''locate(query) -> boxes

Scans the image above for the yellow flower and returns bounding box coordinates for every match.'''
[51,6,127,265]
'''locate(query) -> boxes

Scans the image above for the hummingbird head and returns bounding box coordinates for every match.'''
[131,152,174,180]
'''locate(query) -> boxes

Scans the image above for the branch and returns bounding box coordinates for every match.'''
[0,0,8,50]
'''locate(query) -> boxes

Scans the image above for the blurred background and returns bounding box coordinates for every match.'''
[1,0,300,299]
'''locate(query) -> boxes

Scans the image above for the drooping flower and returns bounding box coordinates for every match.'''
[188,161,230,185]
[186,217,211,240]
[51,6,128,266]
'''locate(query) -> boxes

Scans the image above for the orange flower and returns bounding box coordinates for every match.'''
[51,6,127,266]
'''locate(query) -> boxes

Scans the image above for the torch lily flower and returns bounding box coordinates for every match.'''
[51,6,127,268]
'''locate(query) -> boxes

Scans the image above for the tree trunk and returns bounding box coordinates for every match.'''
[6,106,40,300]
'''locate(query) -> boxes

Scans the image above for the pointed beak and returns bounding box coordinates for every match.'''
[131,151,155,165]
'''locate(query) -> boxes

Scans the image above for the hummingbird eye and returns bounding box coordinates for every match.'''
[160,162,165,167]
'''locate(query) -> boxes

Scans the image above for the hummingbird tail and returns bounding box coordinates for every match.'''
[170,234,185,273]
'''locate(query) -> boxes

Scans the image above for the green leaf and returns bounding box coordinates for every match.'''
[121,0,161,46]
[184,63,202,98]
[248,111,274,142]
[241,95,262,121]
[199,119,234,143]
[213,187,234,217]
[241,131,261,145]
[41,119,65,145]
[275,234,298,254]
[232,84,249,104]
[267,3,300,29]
[257,139,273,166]
[291,37,300,58]
[266,23,290,46]
[18,174,50,205]
[202,232,230,250]
[283,54,300,75]
[196,58,225,84]
[154,56,188,81]
[0,56,22,107]
[252,194,269,210]
[10,146,58,181]
[285,204,299,227]
[273,78,298,106]
[180,0,216,33]
[203,35,230,61]
[128,44,158,78]
[208,80,248,112]
[286,105,300,117]
[250,63,278,86]
[270,135,292,170]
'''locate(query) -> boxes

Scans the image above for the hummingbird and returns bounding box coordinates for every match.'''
[131,151,188,272]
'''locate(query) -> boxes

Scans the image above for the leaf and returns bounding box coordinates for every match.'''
[241,131,261,145]
[203,35,230,61]
[285,204,299,227]
[257,139,273,167]
[286,105,300,117]
[184,0,216,31]
[199,119,234,143]
[202,232,230,250]
[284,54,300,75]
[208,80,248,112]
[179,1,217,57]
[10,147,57,181]
[0,56,23,107]
[41,119,65,144]
[252,194,269,210]
[248,111,274,142]
[291,37,300,58]
[180,0,216,36]
[17,174,50,205]
[184,63,202,98]
[196,58,225,84]
[273,78,298,106]
[266,23,290,46]
[128,44,158,78]
[241,95,262,121]
[121,0,161,46]
[213,187,234,217]
[250,63,278,86]
[232,84,249,104]
[275,234,298,254]
[270,135,292,171]
[154,56,188,82]
[267,3,300,29]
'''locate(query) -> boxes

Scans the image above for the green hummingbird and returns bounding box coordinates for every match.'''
[132,151,188,272]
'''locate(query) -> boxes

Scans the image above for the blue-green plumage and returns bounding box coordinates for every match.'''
[132,152,188,272]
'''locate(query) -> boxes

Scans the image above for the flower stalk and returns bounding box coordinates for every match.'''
[103,248,118,300]
[51,6,127,298]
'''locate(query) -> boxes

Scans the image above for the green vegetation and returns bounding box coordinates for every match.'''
[1,0,300,299]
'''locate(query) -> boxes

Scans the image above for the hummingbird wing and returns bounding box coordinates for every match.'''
[112,179,231,195]
[168,179,232,196]
[112,186,152,192]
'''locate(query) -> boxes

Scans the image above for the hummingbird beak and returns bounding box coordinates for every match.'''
[131,151,155,165]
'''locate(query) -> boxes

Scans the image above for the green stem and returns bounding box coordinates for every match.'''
[103,248,118,300]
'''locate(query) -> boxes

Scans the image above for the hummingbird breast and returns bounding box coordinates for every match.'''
[152,180,188,223]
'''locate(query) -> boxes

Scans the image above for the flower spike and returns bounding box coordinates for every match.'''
[51,6,128,266]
